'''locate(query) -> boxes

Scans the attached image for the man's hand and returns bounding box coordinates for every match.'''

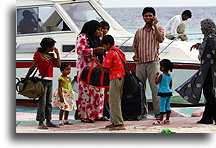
[152,17,158,27]
[190,43,199,51]
[155,72,160,79]
[132,55,139,61]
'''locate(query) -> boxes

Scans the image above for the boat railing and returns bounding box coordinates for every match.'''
[114,32,203,53]
[115,32,203,45]
[63,33,203,57]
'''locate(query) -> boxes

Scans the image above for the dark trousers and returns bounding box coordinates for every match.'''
[36,80,53,122]
[202,68,216,123]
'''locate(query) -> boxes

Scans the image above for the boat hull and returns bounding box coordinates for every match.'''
[16,60,203,107]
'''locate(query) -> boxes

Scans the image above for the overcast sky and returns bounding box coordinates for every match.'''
[100,0,216,7]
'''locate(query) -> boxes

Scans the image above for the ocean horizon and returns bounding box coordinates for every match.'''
[105,6,216,38]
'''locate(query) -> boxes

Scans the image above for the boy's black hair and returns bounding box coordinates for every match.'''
[160,59,173,72]
[60,62,71,71]
[100,21,110,30]
[37,37,56,53]
[182,10,192,18]
[101,35,114,46]
[142,7,156,16]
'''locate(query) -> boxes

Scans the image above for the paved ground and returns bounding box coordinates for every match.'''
[16,106,216,133]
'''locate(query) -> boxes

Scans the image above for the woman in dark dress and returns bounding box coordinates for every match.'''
[176,19,215,124]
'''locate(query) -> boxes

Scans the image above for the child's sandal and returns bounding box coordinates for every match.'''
[58,121,64,126]
[152,120,164,125]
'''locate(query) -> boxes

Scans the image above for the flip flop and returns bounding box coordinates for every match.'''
[47,124,60,128]
[101,116,109,121]
[84,119,94,123]
[38,125,49,129]
[64,121,73,125]
[152,120,164,125]
[81,119,94,123]
[108,125,126,131]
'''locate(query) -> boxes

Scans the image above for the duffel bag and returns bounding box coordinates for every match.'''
[80,65,109,88]
[16,61,51,99]
[16,77,44,98]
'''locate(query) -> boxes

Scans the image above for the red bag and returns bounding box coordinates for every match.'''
[80,61,109,88]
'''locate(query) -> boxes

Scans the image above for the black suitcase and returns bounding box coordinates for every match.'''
[121,78,147,121]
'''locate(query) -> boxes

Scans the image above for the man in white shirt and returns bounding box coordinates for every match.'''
[165,10,192,41]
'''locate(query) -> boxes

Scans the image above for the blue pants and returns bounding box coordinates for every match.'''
[160,96,171,113]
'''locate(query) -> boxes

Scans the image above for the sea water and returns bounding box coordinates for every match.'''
[105,6,216,42]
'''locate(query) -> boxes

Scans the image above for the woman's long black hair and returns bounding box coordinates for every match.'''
[80,20,105,63]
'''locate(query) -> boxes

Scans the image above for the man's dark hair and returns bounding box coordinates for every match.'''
[37,37,56,53]
[101,35,114,46]
[182,10,192,18]
[142,7,156,16]
[60,62,70,71]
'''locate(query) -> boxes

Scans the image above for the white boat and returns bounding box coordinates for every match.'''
[16,0,202,106]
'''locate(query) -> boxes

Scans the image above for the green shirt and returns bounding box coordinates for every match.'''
[58,76,72,90]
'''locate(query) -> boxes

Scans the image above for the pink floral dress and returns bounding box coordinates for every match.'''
[75,33,105,120]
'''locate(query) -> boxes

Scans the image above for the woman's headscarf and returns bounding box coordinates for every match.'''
[80,20,101,48]
[198,19,216,60]
[80,20,105,63]
[100,21,110,30]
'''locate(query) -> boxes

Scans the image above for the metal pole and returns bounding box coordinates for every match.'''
[159,38,176,55]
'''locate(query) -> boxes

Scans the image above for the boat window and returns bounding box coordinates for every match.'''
[17,6,72,35]
[16,43,40,53]
[62,45,75,52]
[61,2,103,30]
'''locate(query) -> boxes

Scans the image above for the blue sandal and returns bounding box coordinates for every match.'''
[47,124,59,128]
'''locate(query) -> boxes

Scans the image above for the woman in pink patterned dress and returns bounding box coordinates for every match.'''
[75,20,106,123]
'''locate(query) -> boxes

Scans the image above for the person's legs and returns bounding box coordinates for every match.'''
[136,63,148,114]
[177,23,186,34]
[152,96,164,125]
[64,111,69,120]
[159,97,166,119]
[63,111,73,125]
[147,62,160,116]
[59,110,64,120]
[103,88,110,119]
[177,23,188,41]
[43,80,57,126]
[165,34,175,40]
[36,83,47,124]
[200,68,215,124]
[45,80,52,121]
[165,96,171,121]
[58,110,64,126]
[108,78,124,126]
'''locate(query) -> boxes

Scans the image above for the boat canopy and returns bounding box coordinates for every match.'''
[16,0,131,36]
